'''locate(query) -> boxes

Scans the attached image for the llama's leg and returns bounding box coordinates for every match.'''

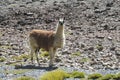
[30,48,34,64]
[49,47,54,67]
[52,48,57,63]
[35,49,40,65]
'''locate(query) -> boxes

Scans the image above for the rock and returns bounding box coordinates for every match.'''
[101,23,109,30]
[96,34,105,39]
[80,43,85,48]
[55,58,61,62]
[0,53,2,56]
[110,47,116,51]
[24,12,34,16]
[115,50,120,56]
[88,46,94,51]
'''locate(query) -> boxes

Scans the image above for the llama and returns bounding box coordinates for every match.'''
[29,18,65,67]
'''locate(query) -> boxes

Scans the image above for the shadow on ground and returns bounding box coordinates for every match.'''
[15,65,58,71]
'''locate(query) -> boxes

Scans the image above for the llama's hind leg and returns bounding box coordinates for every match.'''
[49,48,53,67]
[35,49,40,65]
[30,48,35,64]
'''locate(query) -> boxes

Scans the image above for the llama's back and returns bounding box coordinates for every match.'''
[29,29,55,51]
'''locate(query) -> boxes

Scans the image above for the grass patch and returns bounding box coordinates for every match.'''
[6,69,30,75]
[96,44,103,51]
[69,71,85,78]
[99,74,116,80]
[40,69,69,80]
[11,54,30,61]
[0,45,11,49]
[40,51,49,57]
[0,56,6,62]
[40,70,119,80]
[14,76,35,80]
[113,73,120,80]
[88,73,102,79]
[80,58,90,63]
[72,52,81,57]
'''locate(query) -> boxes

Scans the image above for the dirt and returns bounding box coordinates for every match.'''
[0,0,120,79]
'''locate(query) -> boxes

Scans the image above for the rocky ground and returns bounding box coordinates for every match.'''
[0,0,120,80]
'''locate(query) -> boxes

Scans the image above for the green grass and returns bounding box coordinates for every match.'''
[14,76,35,80]
[88,73,102,79]
[99,74,116,80]
[0,45,11,49]
[11,54,30,61]
[72,52,81,57]
[96,44,103,51]
[40,51,49,57]
[113,73,120,80]
[79,58,90,63]
[40,69,69,80]
[0,56,6,62]
[69,71,85,78]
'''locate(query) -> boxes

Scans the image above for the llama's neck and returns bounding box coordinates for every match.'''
[54,24,65,48]
[55,24,64,36]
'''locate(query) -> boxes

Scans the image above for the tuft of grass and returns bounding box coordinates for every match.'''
[40,69,69,80]
[99,74,115,80]
[96,44,103,51]
[11,54,30,61]
[14,76,35,80]
[72,52,81,57]
[113,73,120,80]
[40,51,49,57]
[88,73,102,79]
[80,58,90,63]
[69,71,85,78]
[0,56,6,62]
[0,45,11,49]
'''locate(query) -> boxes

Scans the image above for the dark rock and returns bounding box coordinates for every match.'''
[0,53,2,56]
[88,46,94,51]
[96,35,105,39]
[115,50,120,56]
[55,58,61,62]
[110,47,116,51]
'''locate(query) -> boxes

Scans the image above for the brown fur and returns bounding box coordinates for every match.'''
[29,30,55,51]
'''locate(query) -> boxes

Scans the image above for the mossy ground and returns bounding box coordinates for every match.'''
[88,73,102,79]
[39,69,120,80]
[71,51,81,57]
[40,69,69,80]
[0,56,6,62]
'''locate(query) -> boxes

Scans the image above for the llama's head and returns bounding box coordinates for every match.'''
[59,18,64,26]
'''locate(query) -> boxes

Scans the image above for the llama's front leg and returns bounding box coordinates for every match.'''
[52,48,57,63]
[49,48,54,67]
[30,49,34,64]
[35,49,40,65]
